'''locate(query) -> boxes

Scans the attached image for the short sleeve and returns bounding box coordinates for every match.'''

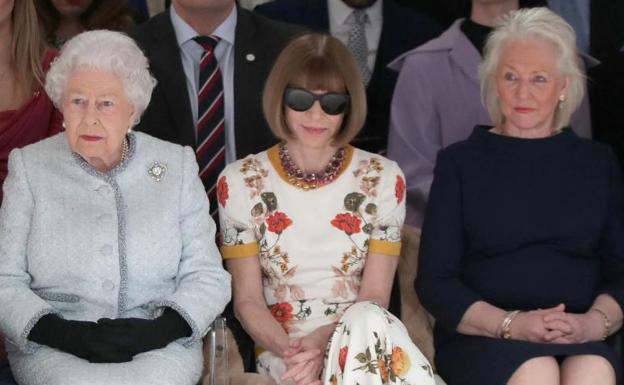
[217,160,260,259]
[368,161,406,256]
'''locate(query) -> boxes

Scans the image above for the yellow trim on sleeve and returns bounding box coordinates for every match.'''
[368,240,402,256]
[220,242,259,259]
[255,346,266,358]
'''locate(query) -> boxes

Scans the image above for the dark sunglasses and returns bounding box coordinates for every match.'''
[284,87,350,115]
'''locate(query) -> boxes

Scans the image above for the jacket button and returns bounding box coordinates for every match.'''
[102,280,115,291]
[100,244,113,256]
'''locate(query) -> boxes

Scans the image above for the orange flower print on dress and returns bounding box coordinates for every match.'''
[395,175,405,204]
[378,358,389,383]
[331,213,362,235]
[266,212,293,234]
[390,346,411,377]
[217,176,229,207]
[270,302,294,323]
[338,346,348,372]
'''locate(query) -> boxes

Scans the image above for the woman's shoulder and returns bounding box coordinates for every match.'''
[350,147,402,175]
[42,49,59,73]
[389,21,461,72]
[18,131,67,156]
[567,134,619,167]
[8,132,69,173]
[220,148,271,178]
[133,131,189,157]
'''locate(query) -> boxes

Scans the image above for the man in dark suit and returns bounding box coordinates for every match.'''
[255,0,442,154]
[131,1,303,371]
[131,0,303,161]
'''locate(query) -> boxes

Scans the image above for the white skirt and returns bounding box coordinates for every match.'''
[257,301,435,385]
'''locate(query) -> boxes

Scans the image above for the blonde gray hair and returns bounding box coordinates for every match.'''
[478,7,585,131]
[45,30,156,125]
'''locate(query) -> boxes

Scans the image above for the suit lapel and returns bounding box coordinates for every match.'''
[150,11,196,147]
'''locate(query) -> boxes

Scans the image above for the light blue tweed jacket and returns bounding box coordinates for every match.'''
[0,132,231,385]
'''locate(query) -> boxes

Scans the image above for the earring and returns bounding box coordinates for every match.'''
[62,121,66,129]
[558,94,566,110]
[127,126,133,134]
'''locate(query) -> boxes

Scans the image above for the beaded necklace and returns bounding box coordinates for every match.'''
[278,142,346,190]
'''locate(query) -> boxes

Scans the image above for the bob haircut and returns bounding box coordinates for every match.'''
[45,30,156,125]
[263,33,367,147]
[479,7,585,131]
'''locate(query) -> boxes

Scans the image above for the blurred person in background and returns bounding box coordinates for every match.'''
[36,0,135,47]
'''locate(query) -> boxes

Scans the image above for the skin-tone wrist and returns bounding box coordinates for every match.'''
[586,309,609,341]
[457,301,508,338]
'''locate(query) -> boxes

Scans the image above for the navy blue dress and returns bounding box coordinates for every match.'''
[417,126,624,385]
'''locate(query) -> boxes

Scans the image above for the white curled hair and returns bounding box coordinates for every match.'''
[45,30,157,125]
[478,7,585,131]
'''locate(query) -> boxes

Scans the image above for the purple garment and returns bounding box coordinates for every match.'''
[387,19,592,227]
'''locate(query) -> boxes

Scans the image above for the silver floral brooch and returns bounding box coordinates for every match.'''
[148,161,167,182]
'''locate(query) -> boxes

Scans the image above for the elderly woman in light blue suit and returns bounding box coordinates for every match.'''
[0,30,230,385]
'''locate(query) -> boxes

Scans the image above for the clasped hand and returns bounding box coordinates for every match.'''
[280,325,334,385]
[28,309,190,363]
[508,304,604,344]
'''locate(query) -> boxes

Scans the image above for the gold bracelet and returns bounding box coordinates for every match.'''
[590,308,611,341]
[500,310,521,339]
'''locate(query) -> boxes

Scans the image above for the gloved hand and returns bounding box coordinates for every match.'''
[97,308,192,356]
[28,314,132,363]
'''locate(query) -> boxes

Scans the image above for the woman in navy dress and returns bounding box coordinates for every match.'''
[417,7,624,385]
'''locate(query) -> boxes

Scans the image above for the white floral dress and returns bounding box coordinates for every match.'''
[217,145,434,385]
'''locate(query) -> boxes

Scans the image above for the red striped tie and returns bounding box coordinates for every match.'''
[194,36,225,220]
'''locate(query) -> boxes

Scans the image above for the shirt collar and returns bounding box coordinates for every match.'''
[329,0,383,26]
[170,4,237,47]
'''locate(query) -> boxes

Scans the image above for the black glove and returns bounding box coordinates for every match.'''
[28,314,132,363]
[97,308,192,356]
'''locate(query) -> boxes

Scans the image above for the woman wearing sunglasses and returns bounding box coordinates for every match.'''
[217,33,434,385]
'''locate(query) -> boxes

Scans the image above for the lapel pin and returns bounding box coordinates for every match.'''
[246,53,256,62]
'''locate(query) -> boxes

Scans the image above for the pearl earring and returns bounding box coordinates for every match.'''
[558,94,566,109]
